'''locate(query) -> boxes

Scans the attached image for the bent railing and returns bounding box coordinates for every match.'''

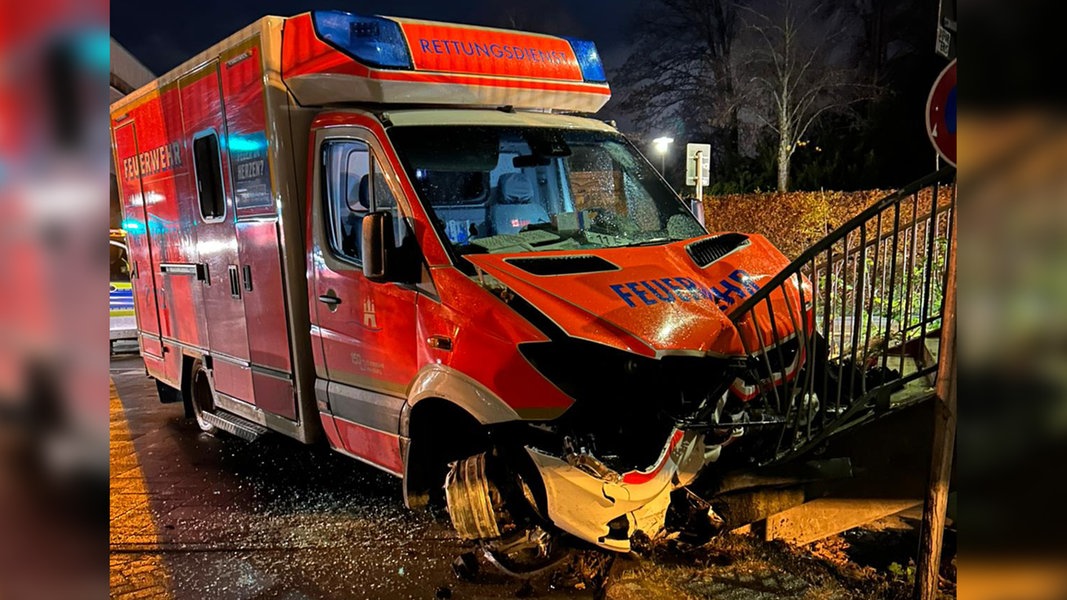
[729,168,956,465]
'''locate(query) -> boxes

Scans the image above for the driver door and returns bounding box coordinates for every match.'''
[308,127,417,475]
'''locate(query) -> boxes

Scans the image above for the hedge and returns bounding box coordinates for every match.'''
[701,186,954,260]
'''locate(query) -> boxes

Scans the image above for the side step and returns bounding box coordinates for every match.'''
[202,410,269,442]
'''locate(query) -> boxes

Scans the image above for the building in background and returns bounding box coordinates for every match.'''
[110,38,153,228]
[109,40,152,345]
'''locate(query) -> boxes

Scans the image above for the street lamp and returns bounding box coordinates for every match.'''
[652,136,673,175]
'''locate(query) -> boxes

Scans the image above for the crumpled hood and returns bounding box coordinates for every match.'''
[465,234,795,359]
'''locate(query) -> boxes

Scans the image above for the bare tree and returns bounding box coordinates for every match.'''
[484,1,582,38]
[732,0,871,191]
[615,0,740,149]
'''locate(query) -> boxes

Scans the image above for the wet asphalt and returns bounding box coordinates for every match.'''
[109,352,591,599]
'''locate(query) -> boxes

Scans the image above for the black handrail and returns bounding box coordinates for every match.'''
[726,168,956,465]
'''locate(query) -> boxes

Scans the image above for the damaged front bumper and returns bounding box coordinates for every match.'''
[525,428,715,551]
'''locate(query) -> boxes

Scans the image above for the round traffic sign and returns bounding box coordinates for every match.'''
[926,59,956,167]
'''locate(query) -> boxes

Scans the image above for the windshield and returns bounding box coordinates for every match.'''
[388,126,705,256]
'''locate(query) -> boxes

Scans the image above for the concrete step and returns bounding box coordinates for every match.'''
[883,354,936,408]
[890,384,936,407]
[921,336,941,386]
[762,497,922,545]
[201,410,269,442]
[883,354,919,378]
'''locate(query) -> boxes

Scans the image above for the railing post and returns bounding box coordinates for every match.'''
[915,190,957,600]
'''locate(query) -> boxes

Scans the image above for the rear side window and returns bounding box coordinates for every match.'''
[193,131,225,221]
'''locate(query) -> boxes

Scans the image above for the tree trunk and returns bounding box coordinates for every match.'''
[777,99,792,191]
[777,137,791,192]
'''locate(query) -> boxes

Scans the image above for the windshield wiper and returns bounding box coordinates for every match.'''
[623,237,674,247]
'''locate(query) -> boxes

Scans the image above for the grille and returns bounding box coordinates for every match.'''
[686,233,749,267]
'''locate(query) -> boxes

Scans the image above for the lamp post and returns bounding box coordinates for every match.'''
[652,136,673,175]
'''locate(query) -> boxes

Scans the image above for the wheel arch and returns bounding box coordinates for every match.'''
[400,364,521,509]
[402,363,520,437]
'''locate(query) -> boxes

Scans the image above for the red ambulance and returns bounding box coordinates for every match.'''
[110,11,808,566]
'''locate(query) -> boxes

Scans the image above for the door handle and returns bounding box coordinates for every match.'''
[228,265,241,299]
[318,294,342,306]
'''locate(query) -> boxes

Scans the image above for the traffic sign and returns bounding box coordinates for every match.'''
[926,60,956,167]
[686,143,711,186]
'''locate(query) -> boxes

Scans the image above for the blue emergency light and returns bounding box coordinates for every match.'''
[312,10,413,69]
[563,38,607,83]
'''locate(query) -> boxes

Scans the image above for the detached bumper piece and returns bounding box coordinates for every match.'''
[525,429,712,552]
[443,431,727,554]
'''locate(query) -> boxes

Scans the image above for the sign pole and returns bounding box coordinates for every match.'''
[695,150,704,202]
[915,189,956,600]
[686,143,710,226]
[694,150,705,225]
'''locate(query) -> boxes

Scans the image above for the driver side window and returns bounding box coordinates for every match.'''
[323,139,400,263]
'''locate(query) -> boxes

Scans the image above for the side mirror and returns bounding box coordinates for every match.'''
[361,211,394,281]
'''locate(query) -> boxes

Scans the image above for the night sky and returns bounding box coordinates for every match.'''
[110,1,642,83]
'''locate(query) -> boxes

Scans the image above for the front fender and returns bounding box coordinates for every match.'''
[401,363,521,437]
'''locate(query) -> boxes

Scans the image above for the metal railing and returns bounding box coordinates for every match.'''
[729,168,956,465]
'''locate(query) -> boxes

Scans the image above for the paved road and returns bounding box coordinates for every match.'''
[109,351,948,599]
[109,353,589,599]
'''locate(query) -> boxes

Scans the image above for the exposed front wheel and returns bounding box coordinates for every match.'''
[445,452,573,577]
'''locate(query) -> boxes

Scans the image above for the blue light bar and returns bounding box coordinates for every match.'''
[225,133,267,153]
[312,10,413,70]
[564,38,606,83]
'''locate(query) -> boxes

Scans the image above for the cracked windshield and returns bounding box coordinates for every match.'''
[388,126,705,255]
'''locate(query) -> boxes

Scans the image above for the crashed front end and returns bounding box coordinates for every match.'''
[445,237,811,556]
[512,342,739,551]
[444,417,718,561]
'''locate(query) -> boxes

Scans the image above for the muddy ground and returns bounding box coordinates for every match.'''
[450,512,957,600]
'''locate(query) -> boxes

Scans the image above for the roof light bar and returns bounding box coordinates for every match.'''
[311,10,413,70]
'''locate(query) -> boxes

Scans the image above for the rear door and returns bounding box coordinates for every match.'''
[308,126,418,475]
[112,121,166,364]
[178,63,253,402]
